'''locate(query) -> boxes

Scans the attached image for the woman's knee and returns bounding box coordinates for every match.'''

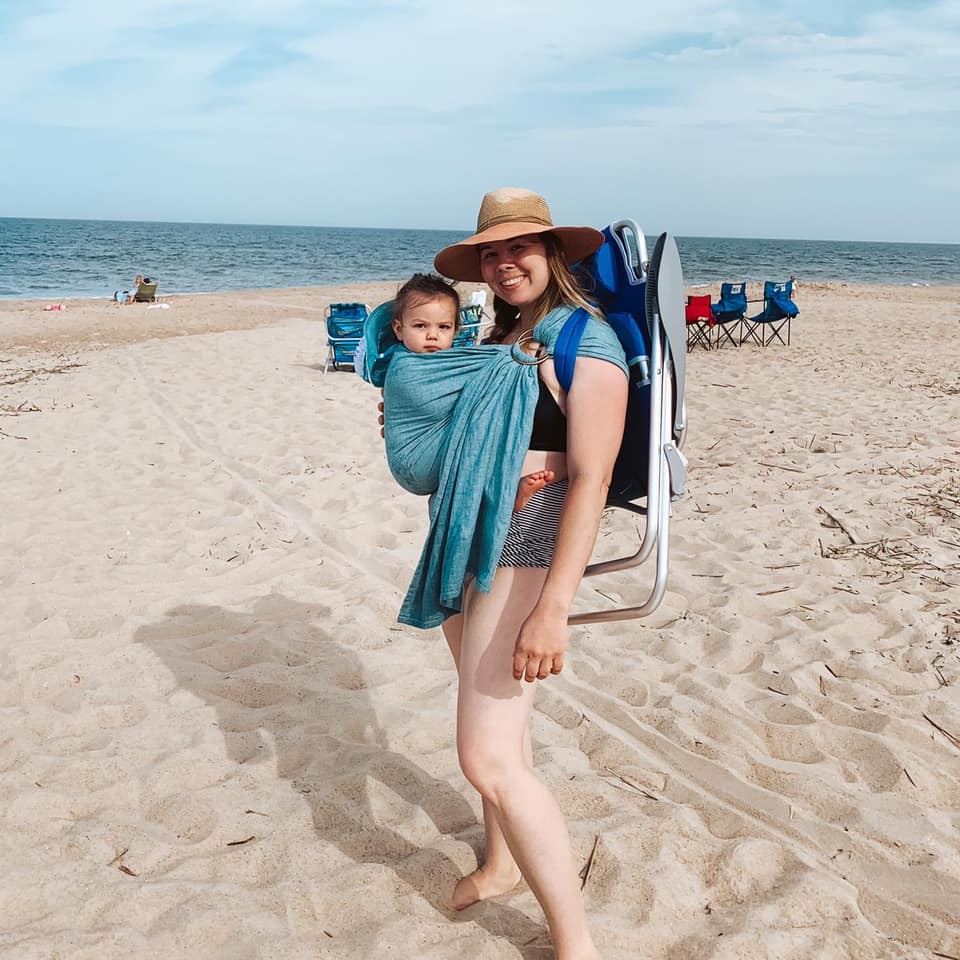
[457,736,525,801]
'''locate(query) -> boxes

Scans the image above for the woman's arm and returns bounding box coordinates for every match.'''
[512,357,627,681]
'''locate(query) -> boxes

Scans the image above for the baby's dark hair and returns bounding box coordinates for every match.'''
[393,273,460,327]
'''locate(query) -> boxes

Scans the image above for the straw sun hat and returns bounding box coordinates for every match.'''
[434,187,604,282]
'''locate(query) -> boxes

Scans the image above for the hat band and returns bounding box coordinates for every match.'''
[477,212,553,232]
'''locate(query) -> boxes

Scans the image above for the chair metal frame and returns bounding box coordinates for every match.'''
[569,228,687,625]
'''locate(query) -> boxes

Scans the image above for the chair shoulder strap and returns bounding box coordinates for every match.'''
[554,307,590,394]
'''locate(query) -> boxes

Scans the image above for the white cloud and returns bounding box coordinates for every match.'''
[1,0,958,239]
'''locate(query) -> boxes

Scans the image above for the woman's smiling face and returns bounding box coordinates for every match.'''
[478,234,551,312]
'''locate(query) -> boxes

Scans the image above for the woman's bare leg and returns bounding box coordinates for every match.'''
[442,613,526,909]
[456,568,599,959]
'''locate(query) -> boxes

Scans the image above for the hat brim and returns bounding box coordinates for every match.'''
[434,222,604,282]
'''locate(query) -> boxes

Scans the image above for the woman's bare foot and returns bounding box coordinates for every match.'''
[452,863,523,911]
[514,469,555,513]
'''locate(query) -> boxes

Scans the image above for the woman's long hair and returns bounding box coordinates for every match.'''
[487,233,599,344]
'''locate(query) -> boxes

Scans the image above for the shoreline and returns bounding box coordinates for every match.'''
[2,273,956,306]
[3,279,960,356]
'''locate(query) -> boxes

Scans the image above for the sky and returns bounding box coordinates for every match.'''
[0,0,958,242]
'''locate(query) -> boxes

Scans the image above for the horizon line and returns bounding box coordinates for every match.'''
[1,214,957,248]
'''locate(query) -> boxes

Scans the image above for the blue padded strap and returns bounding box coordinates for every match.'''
[554,307,589,394]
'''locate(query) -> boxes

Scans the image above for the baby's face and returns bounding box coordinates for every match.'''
[393,297,457,354]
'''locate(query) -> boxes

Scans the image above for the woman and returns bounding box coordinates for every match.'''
[114,274,143,304]
[391,187,627,960]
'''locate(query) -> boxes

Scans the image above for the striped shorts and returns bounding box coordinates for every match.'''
[498,479,569,568]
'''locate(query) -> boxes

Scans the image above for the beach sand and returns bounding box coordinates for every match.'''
[1,282,958,959]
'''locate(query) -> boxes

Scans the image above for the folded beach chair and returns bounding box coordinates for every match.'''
[134,278,158,302]
[324,302,368,373]
[685,294,714,351]
[454,304,484,346]
[560,221,688,625]
[710,282,747,347]
[741,280,798,346]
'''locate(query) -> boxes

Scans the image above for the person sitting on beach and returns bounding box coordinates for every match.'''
[113,274,143,304]
[379,188,628,958]
[389,270,555,512]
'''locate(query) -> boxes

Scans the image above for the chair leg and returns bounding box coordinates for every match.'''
[715,321,739,348]
[687,323,711,351]
[742,321,763,347]
[768,320,790,346]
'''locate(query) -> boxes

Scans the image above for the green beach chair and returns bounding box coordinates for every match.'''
[134,278,158,302]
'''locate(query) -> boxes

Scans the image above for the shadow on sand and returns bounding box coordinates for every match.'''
[136,592,550,956]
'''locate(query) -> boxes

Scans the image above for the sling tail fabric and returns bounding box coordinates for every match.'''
[383,305,627,629]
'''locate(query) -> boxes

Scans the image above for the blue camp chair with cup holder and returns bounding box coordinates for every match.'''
[741,280,798,346]
[710,282,748,347]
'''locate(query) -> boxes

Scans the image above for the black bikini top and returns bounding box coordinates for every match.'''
[482,334,567,451]
[529,378,567,452]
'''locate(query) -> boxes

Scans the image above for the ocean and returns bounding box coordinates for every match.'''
[2,216,958,300]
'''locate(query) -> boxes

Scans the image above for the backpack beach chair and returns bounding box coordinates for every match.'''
[558,222,688,624]
[710,282,747,347]
[685,294,714,351]
[324,302,368,373]
[741,280,798,346]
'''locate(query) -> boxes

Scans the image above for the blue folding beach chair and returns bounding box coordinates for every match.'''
[710,282,748,347]
[324,302,368,373]
[741,280,798,346]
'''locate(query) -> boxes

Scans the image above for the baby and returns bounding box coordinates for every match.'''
[391,272,554,513]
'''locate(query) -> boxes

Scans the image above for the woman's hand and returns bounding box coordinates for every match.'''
[377,391,385,439]
[513,603,568,682]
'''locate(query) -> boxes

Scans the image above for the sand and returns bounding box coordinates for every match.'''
[1,282,958,959]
